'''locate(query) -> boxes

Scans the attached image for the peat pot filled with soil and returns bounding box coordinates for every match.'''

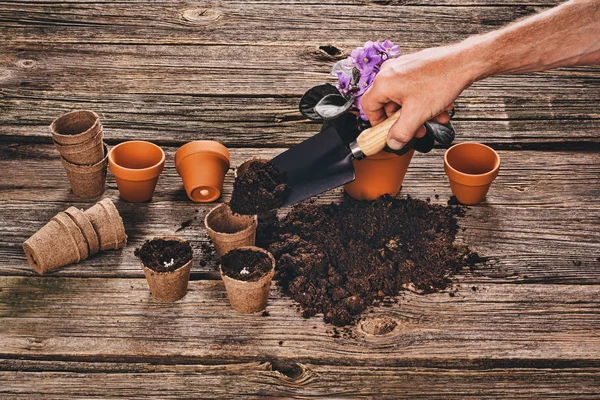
[220,246,275,313]
[135,237,194,302]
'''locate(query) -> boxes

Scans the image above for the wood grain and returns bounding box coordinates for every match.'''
[0,359,599,399]
[1,145,598,282]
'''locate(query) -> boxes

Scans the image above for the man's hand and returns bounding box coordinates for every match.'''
[361,45,470,150]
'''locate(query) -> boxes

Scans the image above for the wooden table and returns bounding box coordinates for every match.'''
[1,1,599,398]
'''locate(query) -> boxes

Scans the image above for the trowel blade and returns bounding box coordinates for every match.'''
[271,125,355,206]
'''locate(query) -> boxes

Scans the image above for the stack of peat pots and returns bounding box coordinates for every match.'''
[23,198,127,275]
[51,110,108,198]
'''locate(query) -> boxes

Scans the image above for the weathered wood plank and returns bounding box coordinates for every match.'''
[1,277,599,366]
[0,3,548,45]
[0,145,598,282]
[0,359,599,399]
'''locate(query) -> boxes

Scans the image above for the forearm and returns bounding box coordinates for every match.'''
[456,0,600,82]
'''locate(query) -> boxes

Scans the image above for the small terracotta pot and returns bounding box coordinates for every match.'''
[344,149,414,201]
[444,142,500,205]
[50,110,102,146]
[175,141,230,203]
[139,237,193,302]
[108,141,165,203]
[60,143,108,199]
[219,246,275,313]
[204,203,257,257]
[54,129,104,165]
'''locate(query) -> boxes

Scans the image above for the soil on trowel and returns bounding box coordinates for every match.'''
[259,195,483,326]
[229,160,290,215]
[135,239,193,273]
[221,248,272,282]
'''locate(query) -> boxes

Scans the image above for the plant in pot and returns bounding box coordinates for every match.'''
[299,40,456,200]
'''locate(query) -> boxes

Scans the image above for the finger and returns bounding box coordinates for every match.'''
[432,111,451,124]
[386,104,424,150]
[384,102,400,118]
[415,125,426,138]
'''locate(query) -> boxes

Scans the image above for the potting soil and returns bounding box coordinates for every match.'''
[135,239,193,273]
[259,195,482,326]
[229,160,290,215]
[221,248,272,282]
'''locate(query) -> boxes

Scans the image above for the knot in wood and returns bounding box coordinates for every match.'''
[17,59,36,68]
[358,316,399,336]
[182,8,222,24]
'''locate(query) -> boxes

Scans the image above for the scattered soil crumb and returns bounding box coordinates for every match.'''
[199,241,218,267]
[175,219,193,232]
[221,248,272,282]
[259,195,482,326]
[447,195,460,206]
[230,160,290,215]
[135,239,192,273]
[262,310,270,317]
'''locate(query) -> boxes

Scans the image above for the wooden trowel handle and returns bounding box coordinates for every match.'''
[355,109,402,157]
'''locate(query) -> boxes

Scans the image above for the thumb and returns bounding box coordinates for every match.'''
[386,104,424,150]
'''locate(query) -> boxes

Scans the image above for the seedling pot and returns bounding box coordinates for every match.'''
[219,246,275,313]
[108,141,165,203]
[50,110,102,146]
[54,129,104,165]
[64,206,100,255]
[444,142,500,205]
[60,143,108,199]
[175,140,230,203]
[84,198,127,251]
[204,203,257,257]
[344,149,414,201]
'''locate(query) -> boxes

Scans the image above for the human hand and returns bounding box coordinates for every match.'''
[361,44,472,150]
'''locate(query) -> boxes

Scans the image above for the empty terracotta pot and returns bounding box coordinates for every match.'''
[108,141,165,203]
[344,149,414,201]
[175,141,230,203]
[50,110,102,146]
[444,142,500,205]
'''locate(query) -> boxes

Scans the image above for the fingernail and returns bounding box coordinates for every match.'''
[389,139,404,150]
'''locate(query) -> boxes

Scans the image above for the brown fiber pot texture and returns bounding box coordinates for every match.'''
[344,149,414,201]
[60,143,108,199]
[64,206,100,255]
[54,128,104,165]
[83,198,127,251]
[220,246,275,313]
[204,203,257,257]
[139,237,193,302]
[23,214,82,275]
[444,142,500,205]
[108,141,165,203]
[175,141,230,202]
[50,110,102,146]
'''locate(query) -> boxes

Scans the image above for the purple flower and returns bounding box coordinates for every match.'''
[348,47,363,68]
[356,71,375,96]
[355,95,368,121]
[336,71,351,95]
[375,40,401,59]
[355,46,382,73]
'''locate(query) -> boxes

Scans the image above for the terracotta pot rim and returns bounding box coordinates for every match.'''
[219,245,275,283]
[108,141,165,181]
[50,110,101,144]
[444,142,500,185]
[204,203,258,236]
[365,149,410,160]
[175,140,231,170]
[61,143,109,170]
[139,236,193,276]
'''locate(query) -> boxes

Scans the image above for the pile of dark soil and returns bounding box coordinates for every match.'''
[221,248,273,282]
[229,160,290,215]
[259,195,481,326]
[135,239,193,273]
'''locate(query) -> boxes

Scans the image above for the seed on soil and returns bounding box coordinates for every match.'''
[135,239,193,273]
[221,248,273,282]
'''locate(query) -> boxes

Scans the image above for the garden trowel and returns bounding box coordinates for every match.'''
[271,109,455,206]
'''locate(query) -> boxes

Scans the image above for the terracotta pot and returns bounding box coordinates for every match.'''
[444,142,500,205]
[139,237,193,302]
[219,246,275,313]
[60,143,108,199]
[50,110,102,146]
[175,141,230,203]
[53,128,104,165]
[108,141,165,203]
[344,149,414,201]
[204,203,257,257]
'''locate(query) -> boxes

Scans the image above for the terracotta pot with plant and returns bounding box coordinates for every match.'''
[298,40,456,200]
[219,246,275,313]
[135,237,194,302]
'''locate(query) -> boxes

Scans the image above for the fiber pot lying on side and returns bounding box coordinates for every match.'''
[135,237,194,302]
[220,246,275,313]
